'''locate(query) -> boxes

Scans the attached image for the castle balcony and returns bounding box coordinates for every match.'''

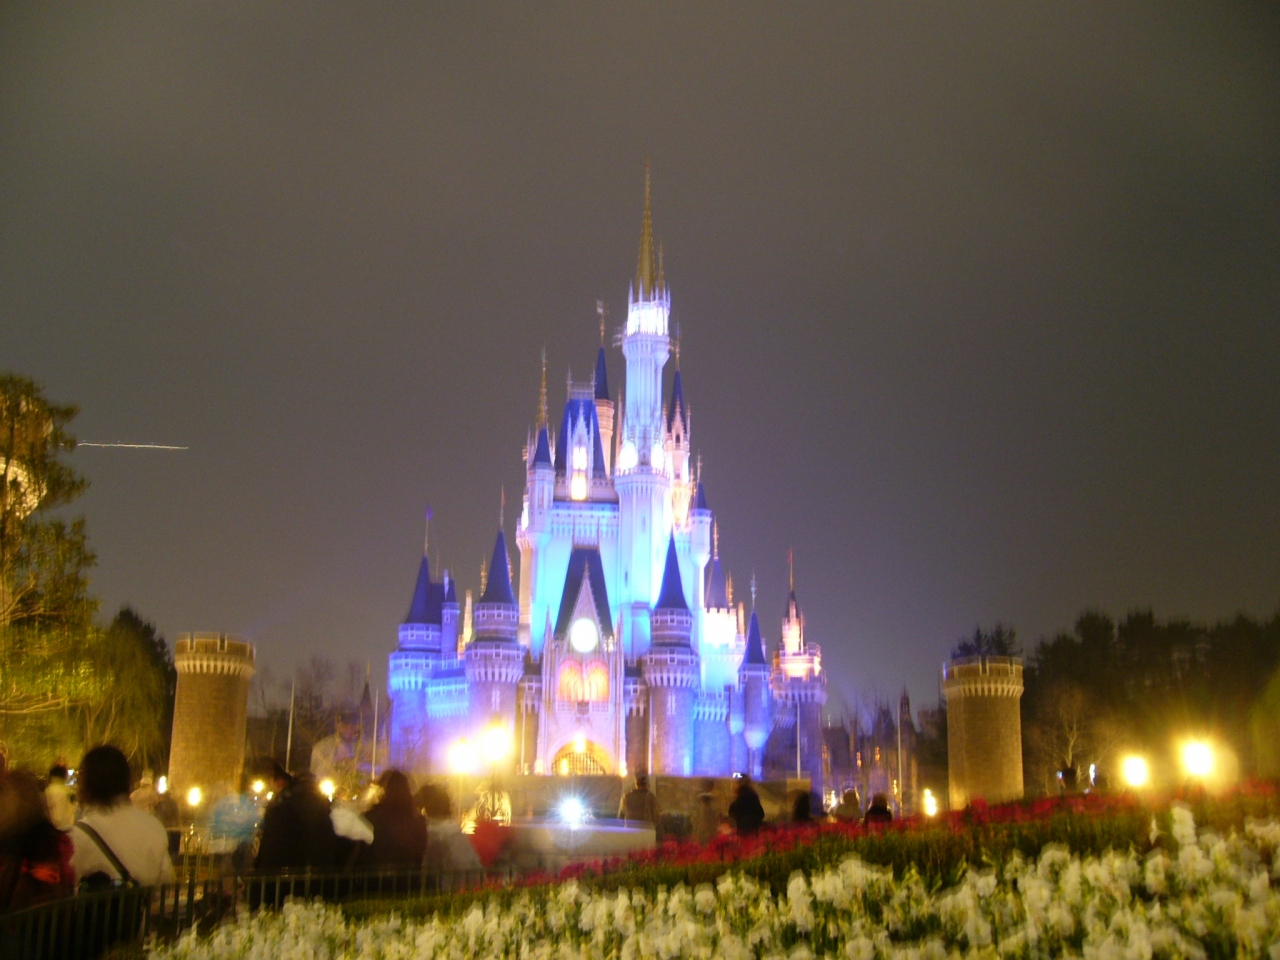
[941,656,1024,698]
[174,633,256,678]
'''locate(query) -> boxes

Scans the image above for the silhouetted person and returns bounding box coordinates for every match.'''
[618,774,658,824]
[71,745,174,887]
[863,792,893,828]
[832,789,860,822]
[358,770,426,869]
[728,777,765,835]
[255,761,337,872]
[791,791,813,824]
[0,771,74,908]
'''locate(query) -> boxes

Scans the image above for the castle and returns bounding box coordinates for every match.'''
[387,174,827,790]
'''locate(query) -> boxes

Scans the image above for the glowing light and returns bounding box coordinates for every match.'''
[251,779,266,796]
[649,442,664,469]
[319,778,336,799]
[922,789,938,817]
[447,739,476,775]
[558,796,587,828]
[480,723,512,764]
[619,760,627,778]
[573,732,587,754]
[1182,741,1214,778]
[569,617,599,653]
[559,758,570,775]
[1121,755,1150,788]
[572,446,588,470]
[156,776,168,795]
[570,474,588,500]
[617,441,638,472]
[186,786,203,808]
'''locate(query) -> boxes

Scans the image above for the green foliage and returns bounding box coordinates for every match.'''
[950,623,1021,659]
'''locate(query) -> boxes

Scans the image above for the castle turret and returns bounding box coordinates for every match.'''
[441,572,460,659]
[389,545,445,770]
[740,609,770,778]
[168,633,255,800]
[641,535,698,776]
[942,656,1024,808]
[772,573,827,803]
[465,529,524,771]
[594,336,614,474]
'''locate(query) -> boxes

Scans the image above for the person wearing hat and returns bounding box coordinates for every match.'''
[310,710,360,783]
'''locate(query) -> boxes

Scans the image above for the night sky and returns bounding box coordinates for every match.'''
[3,3,1278,715]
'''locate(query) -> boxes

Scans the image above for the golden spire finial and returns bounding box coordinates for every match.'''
[696,452,702,484]
[673,318,681,368]
[788,548,794,592]
[537,348,548,427]
[499,485,506,528]
[750,571,757,610]
[480,555,488,593]
[597,300,606,346]
[635,162,657,298]
[657,242,665,292]
[423,506,432,556]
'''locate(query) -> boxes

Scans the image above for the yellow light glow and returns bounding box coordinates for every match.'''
[573,732,587,754]
[251,779,266,795]
[1121,755,1150,788]
[570,474,588,500]
[480,723,512,764]
[619,760,627,778]
[447,738,476,775]
[922,788,938,817]
[156,776,168,795]
[186,786,203,808]
[572,446,588,470]
[1182,741,1214,778]
[559,758,569,775]
[319,778,336,799]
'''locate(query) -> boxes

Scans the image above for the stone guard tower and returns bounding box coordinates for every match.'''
[941,656,1023,809]
[169,633,255,801]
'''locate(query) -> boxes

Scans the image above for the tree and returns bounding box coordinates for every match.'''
[951,623,1021,659]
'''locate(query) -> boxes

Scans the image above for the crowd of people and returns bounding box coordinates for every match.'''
[1,740,896,913]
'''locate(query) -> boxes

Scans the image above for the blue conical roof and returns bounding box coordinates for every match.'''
[744,611,767,665]
[666,370,688,432]
[654,534,688,611]
[404,555,442,625]
[444,574,457,604]
[480,530,516,606]
[532,425,552,467]
[692,481,709,511]
[704,556,728,609]
[594,346,610,401]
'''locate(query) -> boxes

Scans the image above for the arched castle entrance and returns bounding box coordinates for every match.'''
[551,738,612,776]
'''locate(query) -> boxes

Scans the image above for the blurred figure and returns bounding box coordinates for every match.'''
[358,770,426,869]
[863,792,893,827]
[310,711,360,783]
[71,745,174,886]
[420,782,480,872]
[0,771,74,908]
[692,780,720,844]
[831,789,860,822]
[728,776,765,835]
[618,774,658,824]
[255,762,337,872]
[472,778,512,826]
[791,791,813,824]
[130,771,160,814]
[44,765,76,830]
[416,781,453,820]
[209,779,260,873]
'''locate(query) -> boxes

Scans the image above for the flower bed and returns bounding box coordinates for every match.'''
[153,790,1280,960]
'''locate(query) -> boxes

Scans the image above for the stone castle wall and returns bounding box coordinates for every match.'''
[168,633,255,800]
[942,656,1023,808]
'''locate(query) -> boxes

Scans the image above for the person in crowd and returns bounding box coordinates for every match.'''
[254,761,337,872]
[831,788,861,822]
[358,770,426,869]
[310,711,360,783]
[618,774,658,824]
[209,778,260,874]
[863,792,893,827]
[70,745,174,887]
[420,782,481,872]
[471,777,512,826]
[693,780,720,844]
[0,771,75,908]
[44,764,76,830]
[416,781,453,820]
[728,776,765,835]
[791,791,813,824]
[130,771,160,814]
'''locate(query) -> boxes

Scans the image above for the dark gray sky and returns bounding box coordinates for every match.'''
[3,3,1278,714]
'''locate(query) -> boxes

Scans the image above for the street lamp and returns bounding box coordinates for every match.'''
[186,786,203,808]
[1120,755,1150,788]
[319,778,336,800]
[922,788,939,817]
[1182,741,1214,779]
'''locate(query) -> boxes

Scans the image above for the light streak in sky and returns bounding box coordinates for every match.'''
[79,443,189,450]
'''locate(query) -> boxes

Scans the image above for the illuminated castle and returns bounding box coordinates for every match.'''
[387,173,826,787]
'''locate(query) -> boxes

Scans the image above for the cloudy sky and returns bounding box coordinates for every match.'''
[3,3,1277,714]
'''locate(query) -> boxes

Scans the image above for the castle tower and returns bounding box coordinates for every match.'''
[942,655,1024,808]
[168,633,255,800]
[640,535,698,776]
[771,575,827,802]
[465,529,524,771]
[388,548,443,769]
[594,332,614,473]
[616,168,672,658]
[740,608,770,779]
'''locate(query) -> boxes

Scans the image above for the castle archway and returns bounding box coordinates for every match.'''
[551,738,612,776]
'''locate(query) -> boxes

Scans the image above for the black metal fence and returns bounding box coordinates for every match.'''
[0,866,510,960]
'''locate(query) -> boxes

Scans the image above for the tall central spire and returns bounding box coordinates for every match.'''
[635,163,658,299]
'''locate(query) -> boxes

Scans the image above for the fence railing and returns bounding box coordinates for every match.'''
[0,865,512,960]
